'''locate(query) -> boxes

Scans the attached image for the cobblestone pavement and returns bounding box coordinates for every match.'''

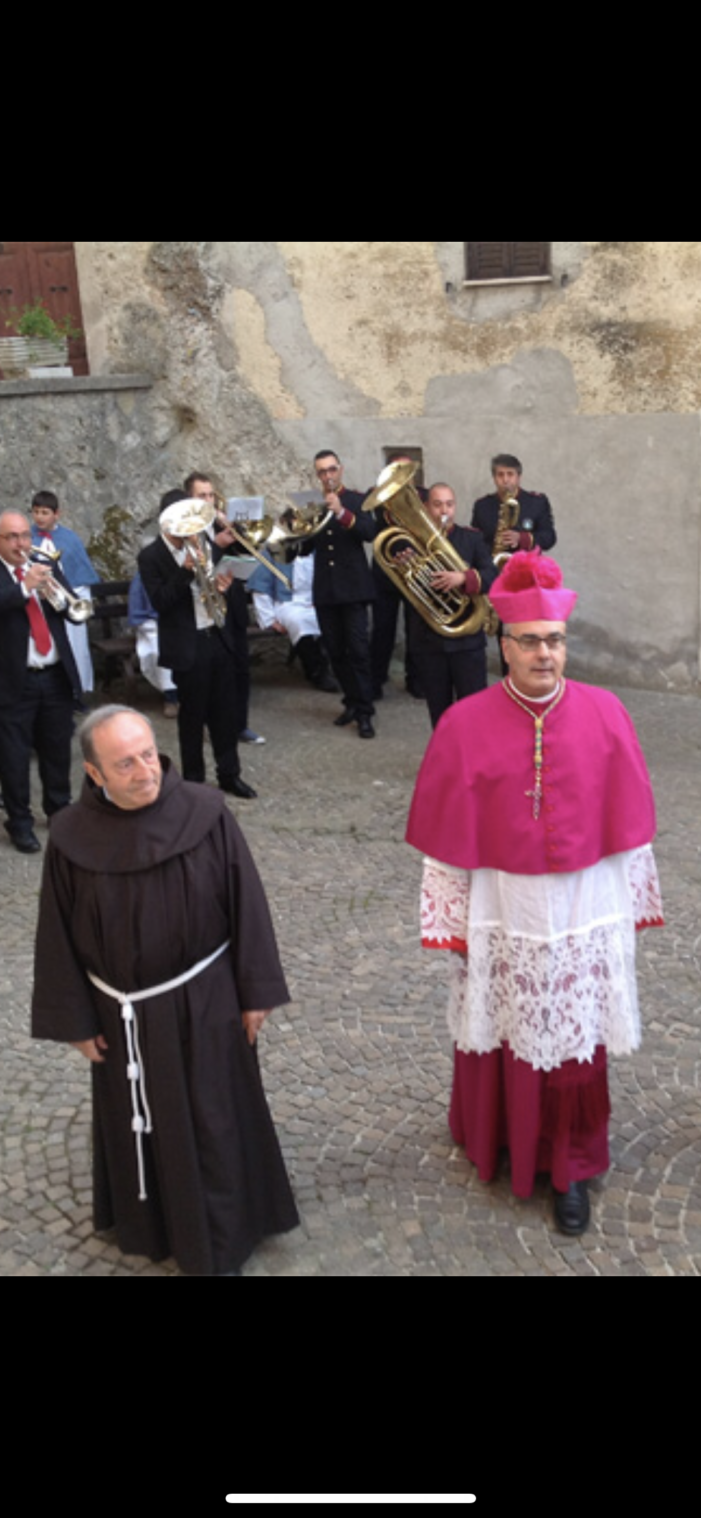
[1,649,699,1276]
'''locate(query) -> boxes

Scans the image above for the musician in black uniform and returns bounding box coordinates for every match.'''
[471,453,556,556]
[307,450,377,739]
[408,483,497,729]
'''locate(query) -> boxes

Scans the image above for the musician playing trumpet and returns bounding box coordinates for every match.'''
[0,510,83,854]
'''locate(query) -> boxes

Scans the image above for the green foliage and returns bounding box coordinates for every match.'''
[5,300,81,342]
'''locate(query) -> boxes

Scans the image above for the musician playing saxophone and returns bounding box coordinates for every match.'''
[408,484,497,729]
[470,453,557,560]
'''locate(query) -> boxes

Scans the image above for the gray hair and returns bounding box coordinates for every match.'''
[78,705,156,767]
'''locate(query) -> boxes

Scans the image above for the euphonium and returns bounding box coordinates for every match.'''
[363,461,496,638]
[162,501,229,627]
[492,491,520,570]
[22,543,93,624]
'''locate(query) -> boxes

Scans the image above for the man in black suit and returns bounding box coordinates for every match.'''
[407,483,497,728]
[309,450,377,738]
[471,453,557,558]
[0,510,82,853]
[138,495,256,799]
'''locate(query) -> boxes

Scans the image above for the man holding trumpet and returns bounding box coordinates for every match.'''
[0,509,82,853]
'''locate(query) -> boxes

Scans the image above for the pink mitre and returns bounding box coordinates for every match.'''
[488,549,578,623]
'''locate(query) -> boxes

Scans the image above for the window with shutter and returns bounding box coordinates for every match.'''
[464,242,550,282]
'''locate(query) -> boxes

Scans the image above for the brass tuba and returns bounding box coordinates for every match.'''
[363,461,496,638]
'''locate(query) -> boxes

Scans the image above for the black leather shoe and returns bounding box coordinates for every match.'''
[358,716,375,739]
[553,1180,590,1235]
[220,778,257,799]
[11,830,42,854]
[333,708,357,727]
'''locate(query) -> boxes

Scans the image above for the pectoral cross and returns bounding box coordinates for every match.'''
[525,714,544,820]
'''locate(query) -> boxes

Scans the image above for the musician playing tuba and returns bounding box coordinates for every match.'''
[391,480,498,729]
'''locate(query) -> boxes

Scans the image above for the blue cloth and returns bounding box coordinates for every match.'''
[128,573,158,624]
[31,523,100,587]
[246,550,292,602]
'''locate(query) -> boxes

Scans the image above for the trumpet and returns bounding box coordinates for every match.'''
[22,544,93,624]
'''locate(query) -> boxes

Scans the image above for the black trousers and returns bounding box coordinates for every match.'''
[316,602,374,717]
[413,645,487,728]
[370,572,421,695]
[173,629,240,786]
[0,664,74,837]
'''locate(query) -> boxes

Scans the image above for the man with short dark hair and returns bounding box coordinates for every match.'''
[32,705,298,1275]
[308,450,377,738]
[471,453,557,558]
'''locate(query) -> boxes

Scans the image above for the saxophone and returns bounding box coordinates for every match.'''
[492,491,520,570]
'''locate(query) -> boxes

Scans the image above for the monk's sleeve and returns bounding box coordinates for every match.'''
[221,813,290,1011]
[31,842,101,1043]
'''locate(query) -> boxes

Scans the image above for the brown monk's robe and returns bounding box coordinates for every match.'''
[32,759,299,1275]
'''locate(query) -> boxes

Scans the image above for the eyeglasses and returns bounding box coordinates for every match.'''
[0,531,32,541]
[503,633,567,651]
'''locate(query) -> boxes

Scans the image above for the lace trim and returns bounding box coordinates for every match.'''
[421,857,470,952]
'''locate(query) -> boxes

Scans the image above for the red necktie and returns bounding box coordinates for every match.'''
[15,564,53,655]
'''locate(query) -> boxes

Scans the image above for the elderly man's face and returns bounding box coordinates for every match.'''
[85,713,162,810]
[501,621,567,698]
[0,512,33,567]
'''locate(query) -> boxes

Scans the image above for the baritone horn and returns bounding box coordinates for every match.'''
[363,461,497,638]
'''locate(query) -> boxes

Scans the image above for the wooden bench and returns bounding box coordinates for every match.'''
[89,579,139,692]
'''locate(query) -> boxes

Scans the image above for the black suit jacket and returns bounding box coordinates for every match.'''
[305,489,377,606]
[471,487,556,554]
[0,560,81,706]
[138,536,235,672]
[408,524,498,653]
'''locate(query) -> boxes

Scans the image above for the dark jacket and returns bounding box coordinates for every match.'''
[0,559,81,705]
[471,487,556,554]
[408,524,497,653]
[305,489,377,606]
[138,536,235,672]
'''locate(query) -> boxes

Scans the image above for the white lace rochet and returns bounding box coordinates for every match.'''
[421,846,663,1072]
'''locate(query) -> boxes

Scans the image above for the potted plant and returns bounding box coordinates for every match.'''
[0,300,81,377]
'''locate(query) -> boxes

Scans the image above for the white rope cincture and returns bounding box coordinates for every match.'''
[87,939,231,1201]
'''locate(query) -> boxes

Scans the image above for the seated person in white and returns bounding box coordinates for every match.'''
[249,550,337,692]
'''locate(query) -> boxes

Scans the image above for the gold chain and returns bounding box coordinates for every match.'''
[501,678,567,820]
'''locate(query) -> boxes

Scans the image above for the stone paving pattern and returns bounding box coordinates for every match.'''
[1,650,699,1276]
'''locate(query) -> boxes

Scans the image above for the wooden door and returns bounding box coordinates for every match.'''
[0,241,88,374]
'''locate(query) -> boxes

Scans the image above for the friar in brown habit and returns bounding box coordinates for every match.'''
[32,705,298,1275]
